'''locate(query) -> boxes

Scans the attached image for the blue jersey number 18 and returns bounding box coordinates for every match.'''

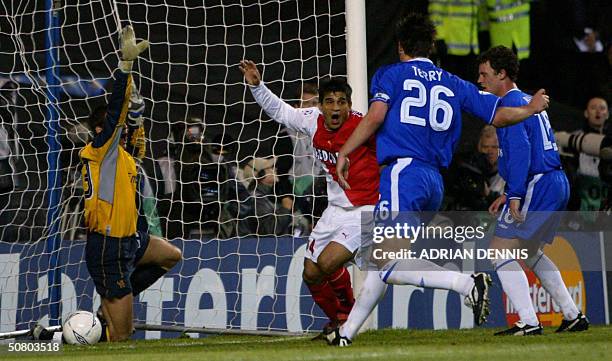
[537,111,558,151]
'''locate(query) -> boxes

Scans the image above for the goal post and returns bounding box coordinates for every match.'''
[0,0,359,337]
[44,0,63,328]
[344,0,376,332]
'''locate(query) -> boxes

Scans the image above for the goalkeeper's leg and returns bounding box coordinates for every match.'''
[86,233,140,342]
[130,233,182,296]
[101,295,134,342]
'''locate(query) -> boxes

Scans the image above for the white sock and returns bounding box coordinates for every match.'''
[339,271,387,340]
[495,258,539,326]
[526,250,580,320]
[380,259,473,296]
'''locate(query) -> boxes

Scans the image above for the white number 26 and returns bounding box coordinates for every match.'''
[400,79,454,131]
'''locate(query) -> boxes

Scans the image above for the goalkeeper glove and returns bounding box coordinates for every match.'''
[119,25,149,72]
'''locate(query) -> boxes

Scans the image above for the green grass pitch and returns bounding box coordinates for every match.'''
[6,326,611,361]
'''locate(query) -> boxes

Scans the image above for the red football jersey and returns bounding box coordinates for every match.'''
[312,111,379,207]
[249,82,379,208]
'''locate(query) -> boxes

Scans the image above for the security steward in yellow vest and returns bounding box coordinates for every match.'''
[487,0,530,59]
[429,0,480,55]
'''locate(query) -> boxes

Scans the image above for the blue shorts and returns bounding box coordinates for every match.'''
[377,158,443,212]
[86,231,149,299]
[134,230,150,265]
[494,170,569,244]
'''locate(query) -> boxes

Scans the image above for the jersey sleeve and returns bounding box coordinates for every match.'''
[93,70,132,148]
[249,82,317,136]
[369,66,395,105]
[455,76,500,124]
[80,70,133,162]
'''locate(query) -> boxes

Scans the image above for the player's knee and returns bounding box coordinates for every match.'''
[316,258,338,277]
[302,264,323,284]
[163,244,182,269]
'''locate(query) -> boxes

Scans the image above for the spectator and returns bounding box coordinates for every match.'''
[446,125,503,211]
[574,27,605,53]
[287,82,327,230]
[242,157,307,237]
[173,115,221,237]
[151,143,177,238]
[478,125,505,199]
[212,134,254,238]
[567,97,609,217]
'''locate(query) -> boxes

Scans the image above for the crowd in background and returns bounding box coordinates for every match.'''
[0,0,611,241]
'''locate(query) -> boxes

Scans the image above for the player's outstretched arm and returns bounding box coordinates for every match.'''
[92,26,149,148]
[336,101,387,189]
[239,60,316,136]
[492,89,549,128]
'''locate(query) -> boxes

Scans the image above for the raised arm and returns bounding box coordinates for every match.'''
[239,60,316,136]
[492,89,549,128]
[92,26,149,148]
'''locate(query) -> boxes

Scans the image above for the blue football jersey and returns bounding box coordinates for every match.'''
[496,88,562,199]
[370,58,500,168]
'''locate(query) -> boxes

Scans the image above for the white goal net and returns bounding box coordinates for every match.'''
[0,0,347,336]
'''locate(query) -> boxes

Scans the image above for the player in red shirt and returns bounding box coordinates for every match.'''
[240,60,378,336]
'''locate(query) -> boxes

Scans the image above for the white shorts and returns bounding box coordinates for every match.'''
[305,204,374,264]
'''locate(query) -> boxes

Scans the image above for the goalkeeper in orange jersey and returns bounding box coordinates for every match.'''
[79,26,181,342]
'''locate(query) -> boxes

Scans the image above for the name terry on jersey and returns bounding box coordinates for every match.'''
[412,66,443,82]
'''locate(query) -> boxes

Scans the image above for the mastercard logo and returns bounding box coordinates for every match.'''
[502,236,586,326]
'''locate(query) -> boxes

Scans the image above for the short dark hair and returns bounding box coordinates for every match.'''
[477,46,519,82]
[395,13,436,58]
[318,77,352,103]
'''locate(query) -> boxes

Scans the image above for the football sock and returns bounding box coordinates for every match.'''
[379,259,473,296]
[495,258,539,326]
[130,265,168,296]
[340,271,387,340]
[327,267,354,313]
[99,323,108,342]
[306,280,340,321]
[525,250,580,320]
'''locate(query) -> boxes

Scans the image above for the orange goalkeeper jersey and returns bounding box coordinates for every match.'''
[79,71,138,238]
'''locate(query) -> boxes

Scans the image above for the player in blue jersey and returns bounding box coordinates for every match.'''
[478,46,588,335]
[326,13,551,346]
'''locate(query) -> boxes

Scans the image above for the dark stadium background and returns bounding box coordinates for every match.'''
[0,0,610,252]
[1,0,609,160]
[0,0,610,334]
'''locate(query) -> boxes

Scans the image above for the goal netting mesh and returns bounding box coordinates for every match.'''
[0,0,346,336]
